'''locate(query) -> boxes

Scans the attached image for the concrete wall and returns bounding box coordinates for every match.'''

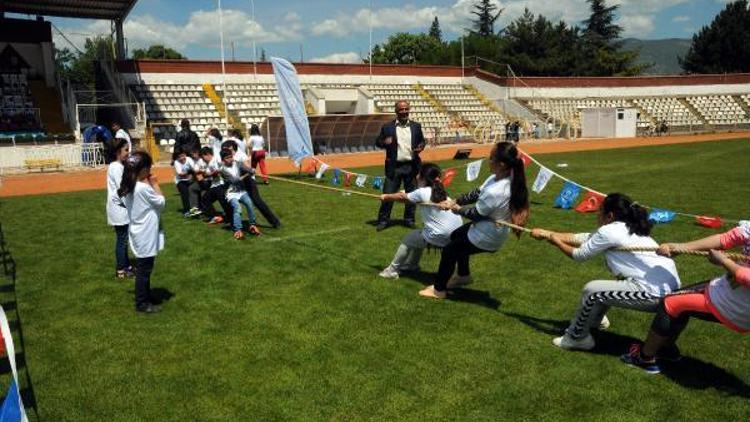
[0,42,55,85]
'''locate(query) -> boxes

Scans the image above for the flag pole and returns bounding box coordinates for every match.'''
[251,0,258,81]
[368,0,373,81]
[218,0,228,126]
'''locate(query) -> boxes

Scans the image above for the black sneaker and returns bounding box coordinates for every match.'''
[621,343,661,374]
[376,222,388,232]
[135,303,162,314]
[405,220,417,229]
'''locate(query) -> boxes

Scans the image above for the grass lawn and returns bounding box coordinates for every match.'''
[1,139,749,420]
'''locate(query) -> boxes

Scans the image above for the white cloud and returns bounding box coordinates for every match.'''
[618,14,654,37]
[310,52,362,64]
[53,8,302,54]
[672,15,691,22]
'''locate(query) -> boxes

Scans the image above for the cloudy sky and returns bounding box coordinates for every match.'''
[16,0,733,63]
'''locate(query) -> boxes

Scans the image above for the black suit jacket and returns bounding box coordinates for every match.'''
[375,120,425,178]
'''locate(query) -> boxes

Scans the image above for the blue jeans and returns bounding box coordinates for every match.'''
[229,193,257,231]
[114,225,131,271]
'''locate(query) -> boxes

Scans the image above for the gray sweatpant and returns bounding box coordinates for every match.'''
[389,230,428,271]
[566,279,661,339]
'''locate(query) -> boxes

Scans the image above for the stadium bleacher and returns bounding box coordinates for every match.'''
[0,73,42,132]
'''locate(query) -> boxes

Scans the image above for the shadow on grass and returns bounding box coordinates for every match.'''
[365,219,415,230]
[502,311,750,398]
[125,287,175,306]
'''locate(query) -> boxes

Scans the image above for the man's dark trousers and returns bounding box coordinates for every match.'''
[378,161,416,224]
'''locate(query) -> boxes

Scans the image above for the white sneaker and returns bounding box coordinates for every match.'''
[598,315,611,331]
[447,274,473,289]
[553,333,595,351]
[378,265,399,279]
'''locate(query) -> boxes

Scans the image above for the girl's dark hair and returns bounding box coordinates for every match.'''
[602,193,652,236]
[108,137,129,162]
[221,140,238,152]
[200,146,213,156]
[250,124,261,136]
[491,141,530,234]
[419,163,447,203]
[118,151,153,198]
[209,128,222,140]
[220,148,233,160]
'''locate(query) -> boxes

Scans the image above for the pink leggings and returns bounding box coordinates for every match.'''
[251,150,268,181]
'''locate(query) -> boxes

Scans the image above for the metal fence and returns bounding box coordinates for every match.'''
[0,143,105,170]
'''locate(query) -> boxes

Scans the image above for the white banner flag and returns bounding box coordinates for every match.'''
[355,174,367,188]
[532,167,555,193]
[315,163,329,179]
[466,159,483,182]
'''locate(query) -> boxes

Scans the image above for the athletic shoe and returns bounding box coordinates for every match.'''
[183,211,192,218]
[598,315,611,331]
[208,216,224,225]
[621,343,661,374]
[248,225,262,237]
[234,230,245,240]
[135,303,162,314]
[552,333,595,351]
[189,207,203,217]
[446,274,473,289]
[657,344,682,363]
[378,265,399,279]
[419,285,447,299]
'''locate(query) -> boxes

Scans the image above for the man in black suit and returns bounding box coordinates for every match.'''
[173,119,201,161]
[374,100,425,231]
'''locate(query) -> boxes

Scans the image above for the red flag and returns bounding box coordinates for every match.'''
[696,215,723,229]
[518,152,531,168]
[303,160,317,175]
[442,168,457,187]
[575,191,606,213]
[344,172,354,187]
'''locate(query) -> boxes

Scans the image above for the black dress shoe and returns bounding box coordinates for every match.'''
[405,221,417,229]
[135,303,162,314]
[376,222,388,231]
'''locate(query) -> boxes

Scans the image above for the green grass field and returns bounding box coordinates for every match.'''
[1,139,749,420]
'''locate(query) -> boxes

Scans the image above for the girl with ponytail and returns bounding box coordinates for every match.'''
[106,137,133,279]
[379,163,463,279]
[119,151,165,314]
[420,141,530,299]
[530,193,681,352]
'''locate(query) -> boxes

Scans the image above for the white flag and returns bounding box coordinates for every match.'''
[355,174,367,188]
[532,167,554,194]
[466,159,483,182]
[315,163,329,179]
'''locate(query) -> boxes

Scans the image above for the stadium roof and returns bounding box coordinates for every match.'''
[2,0,138,20]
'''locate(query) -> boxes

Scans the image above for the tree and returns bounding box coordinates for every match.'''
[371,32,445,64]
[681,0,750,74]
[429,16,442,41]
[580,0,645,76]
[55,36,114,90]
[471,0,503,37]
[260,48,267,61]
[132,44,185,60]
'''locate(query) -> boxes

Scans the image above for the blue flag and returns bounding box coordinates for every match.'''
[373,176,384,190]
[331,168,341,186]
[554,181,581,209]
[0,380,23,422]
[270,57,314,165]
[649,208,676,224]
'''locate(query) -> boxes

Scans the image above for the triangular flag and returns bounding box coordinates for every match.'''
[648,208,676,224]
[519,152,531,168]
[372,176,384,190]
[355,174,367,188]
[575,191,606,213]
[331,168,341,185]
[315,163,329,179]
[554,181,581,209]
[0,380,24,422]
[466,159,482,182]
[344,172,354,187]
[442,168,457,187]
[532,167,554,194]
[696,215,722,229]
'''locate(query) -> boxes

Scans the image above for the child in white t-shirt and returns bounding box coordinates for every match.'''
[106,137,133,278]
[173,147,201,217]
[248,124,269,184]
[198,146,232,225]
[119,151,165,314]
[379,163,463,279]
[219,148,261,240]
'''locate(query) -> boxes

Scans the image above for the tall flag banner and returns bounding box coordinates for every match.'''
[649,209,676,224]
[315,163,329,179]
[532,167,554,194]
[554,182,581,209]
[355,174,367,188]
[696,215,723,229]
[0,307,28,422]
[575,191,606,213]
[372,176,384,190]
[344,172,354,187]
[466,159,483,182]
[442,168,457,187]
[331,169,342,186]
[270,57,314,165]
[519,152,531,168]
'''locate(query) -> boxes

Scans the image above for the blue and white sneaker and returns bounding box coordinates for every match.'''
[621,343,661,374]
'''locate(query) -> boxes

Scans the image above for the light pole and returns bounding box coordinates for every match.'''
[250,0,258,80]
[217,0,228,126]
